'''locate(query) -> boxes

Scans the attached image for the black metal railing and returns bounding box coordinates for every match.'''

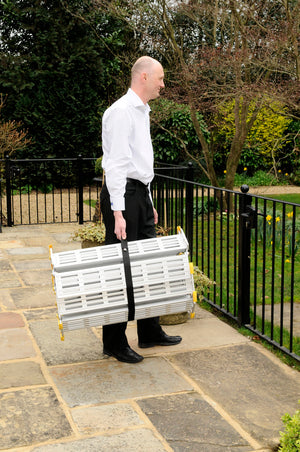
[152,172,300,362]
[0,156,299,361]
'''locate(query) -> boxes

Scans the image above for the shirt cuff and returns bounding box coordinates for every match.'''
[110,196,125,211]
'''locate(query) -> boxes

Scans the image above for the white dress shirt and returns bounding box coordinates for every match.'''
[102,88,154,211]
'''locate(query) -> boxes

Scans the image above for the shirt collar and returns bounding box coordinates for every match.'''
[127,88,151,113]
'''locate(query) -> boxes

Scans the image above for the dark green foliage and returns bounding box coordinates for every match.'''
[279,402,300,451]
[151,99,208,164]
[94,156,103,177]
[0,0,128,159]
[194,197,219,216]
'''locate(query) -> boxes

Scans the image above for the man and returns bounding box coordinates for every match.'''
[100,56,182,364]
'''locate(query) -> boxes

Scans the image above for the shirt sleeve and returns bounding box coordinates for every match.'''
[102,107,132,211]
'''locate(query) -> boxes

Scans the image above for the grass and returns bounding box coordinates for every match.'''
[264,193,300,205]
[84,199,97,208]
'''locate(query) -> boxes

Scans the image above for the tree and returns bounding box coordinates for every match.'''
[0,95,31,160]
[97,0,300,191]
[0,0,129,159]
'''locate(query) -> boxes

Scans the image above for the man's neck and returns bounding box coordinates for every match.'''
[130,86,148,105]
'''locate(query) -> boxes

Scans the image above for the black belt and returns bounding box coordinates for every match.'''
[126,178,149,189]
[121,238,135,321]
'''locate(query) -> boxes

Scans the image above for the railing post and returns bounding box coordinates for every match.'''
[238,184,252,325]
[5,155,12,227]
[77,154,84,224]
[185,162,194,258]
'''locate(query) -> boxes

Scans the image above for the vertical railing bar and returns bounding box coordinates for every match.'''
[195,185,199,267]
[27,171,31,225]
[18,168,23,225]
[289,205,296,352]
[219,191,223,309]
[213,189,217,304]
[201,186,205,272]
[174,179,178,228]
[226,192,230,312]
[36,162,39,224]
[166,177,170,230]
[5,156,12,227]
[261,199,267,334]
[180,181,184,229]
[44,162,47,223]
[207,188,211,280]
[233,193,238,317]
[270,202,276,339]
[170,178,174,232]
[253,197,258,329]
[78,155,84,225]
[280,203,286,346]
[52,170,55,223]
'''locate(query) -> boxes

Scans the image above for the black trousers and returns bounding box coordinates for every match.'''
[100,179,163,351]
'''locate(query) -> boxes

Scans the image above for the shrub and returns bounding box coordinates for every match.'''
[279,402,300,451]
[95,157,103,177]
[71,222,106,244]
[234,170,277,187]
[151,98,208,163]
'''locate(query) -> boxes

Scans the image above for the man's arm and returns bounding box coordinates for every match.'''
[114,210,127,240]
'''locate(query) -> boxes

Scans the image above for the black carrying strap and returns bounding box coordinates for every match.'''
[121,238,135,321]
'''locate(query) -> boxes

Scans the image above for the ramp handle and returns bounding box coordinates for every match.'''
[121,238,135,321]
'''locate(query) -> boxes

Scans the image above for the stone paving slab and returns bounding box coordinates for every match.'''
[23,307,57,321]
[0,312,24,328]
[170,343,300,449]
[0,259,11,270]
[0,289,16,310]
[49,357,193,407]
[0,387,72,449]
[138,392,252,452]
[10,287,56,309]
[31,429,168,452]
[0,328,36,361]
[71,402,145,434]
[13,259,51,271]
[128,316,249,356]
[0,272,22,288]
[29,319,103,365]
[6,246,48,256]
[18,269,52,288]
[0,239,25,248]
[0,361,46,389]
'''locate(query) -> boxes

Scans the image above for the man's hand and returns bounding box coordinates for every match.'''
[153,207,158,225]
[114,211,126,240]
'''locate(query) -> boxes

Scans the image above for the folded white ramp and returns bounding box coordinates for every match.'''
[50,227,196,339]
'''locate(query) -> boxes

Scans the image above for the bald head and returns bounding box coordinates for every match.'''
[130,56,165,104]
[131,56,162,81]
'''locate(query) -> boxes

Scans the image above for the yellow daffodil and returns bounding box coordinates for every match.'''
[224,170,227,174]
[287,211,293,218]
[276,217,280,223]
[266,215,272,222]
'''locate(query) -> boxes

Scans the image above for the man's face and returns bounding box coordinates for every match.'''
[147,64,165,101]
